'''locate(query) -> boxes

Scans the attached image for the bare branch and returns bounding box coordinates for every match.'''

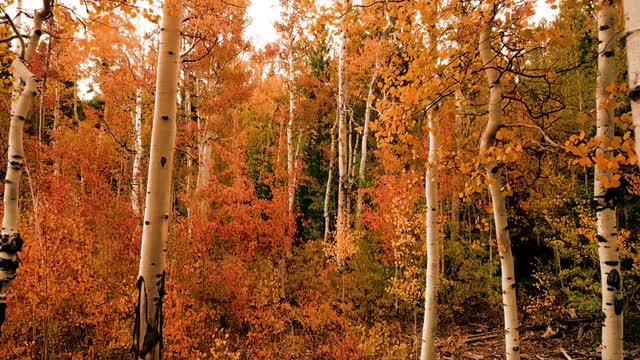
[0,6,25,59]
[502,123,562,148]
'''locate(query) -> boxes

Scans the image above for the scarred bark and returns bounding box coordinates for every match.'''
[596,2,623,358]
[132,1,182,359]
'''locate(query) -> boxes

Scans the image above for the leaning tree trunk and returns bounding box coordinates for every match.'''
[625,0,640,164]
[132,1,182,359]
[420,106,440,360]
[336,0,350,264]
[596,3,623,358]
[479,17,520,360]
[132,88,143,215]
[0,0,51,332]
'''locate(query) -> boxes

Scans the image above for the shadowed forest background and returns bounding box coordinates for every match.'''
[1,0,640,358]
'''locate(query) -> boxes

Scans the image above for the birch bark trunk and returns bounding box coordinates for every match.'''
[196,79,211,198]
[132,88,143,215]
[596,3,623,358]
[196,121,211,193]
[132,1,182,358]
[0,0,51,332]
[336,0,350,264]
[324,121,337,244]
[479,17,520,360]
[356,72,376,216]
[73,79,79,124]
[287,50,296,213]
[420,107,439,360]
[183,73,193,219]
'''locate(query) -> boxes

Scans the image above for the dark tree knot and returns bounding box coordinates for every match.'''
[607,269,621,290]
[0,233,23,255]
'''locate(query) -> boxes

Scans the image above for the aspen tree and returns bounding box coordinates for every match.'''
[420,106,439,360]
[596,1,623,358]
[479,11,520,360]
[287,49,296,213]
[624,0,640,164]
[196,81,212,196]
[336,0,350,263]
[131,1,182,358]
[324,121,337,244]
[131,34,146,215]
[183,70,193,205]
[132,88,143,214]
[0,0,51,332]
[356,72,376,216]
[421,4,440,356]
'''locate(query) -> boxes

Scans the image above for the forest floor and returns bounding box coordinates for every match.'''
[436,314,640,359]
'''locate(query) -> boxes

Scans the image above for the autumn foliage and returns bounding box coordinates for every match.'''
[1,0,640,359]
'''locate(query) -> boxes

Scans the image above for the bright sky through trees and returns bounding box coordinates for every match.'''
[11,0,558,49]
[246,0,558,48]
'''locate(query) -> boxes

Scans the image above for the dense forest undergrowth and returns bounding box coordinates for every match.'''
[1,0,640,359]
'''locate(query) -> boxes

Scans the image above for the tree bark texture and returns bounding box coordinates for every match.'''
[356,72,376,217]
[420,107,439,360]
[596,3,623,358]
[324,121,337,244]
[132,1,182,359]
[479,18,520,360]
[336,0,350,264]
[287,50,296,213]
[132,88,144,215]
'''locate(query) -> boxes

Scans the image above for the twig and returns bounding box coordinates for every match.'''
[502,122,563,148]
[558,347,573,360]
[0,6,25,59]
[464,333,500,343]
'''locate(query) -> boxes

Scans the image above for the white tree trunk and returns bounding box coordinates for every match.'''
[287,50,296,213]
[132,88,143,215]
[596,3,623,358]
[450,191,459,242]
[347,112,353,183]
[356,72,376,216]
[183,74,193,219]
[349,120,359,185]
[73,78,79,124]
[624,0,640,164]
[336,0,349,264]
[479,19,520,360]
[195,76,210,197]
[132,1,182,358]
[420,107,439,360]
[53,82,59,131]
[0,0,50,332]
[324,121,337,244]
[196,124,211,194]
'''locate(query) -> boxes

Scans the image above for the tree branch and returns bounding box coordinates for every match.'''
[501,123,562,148]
